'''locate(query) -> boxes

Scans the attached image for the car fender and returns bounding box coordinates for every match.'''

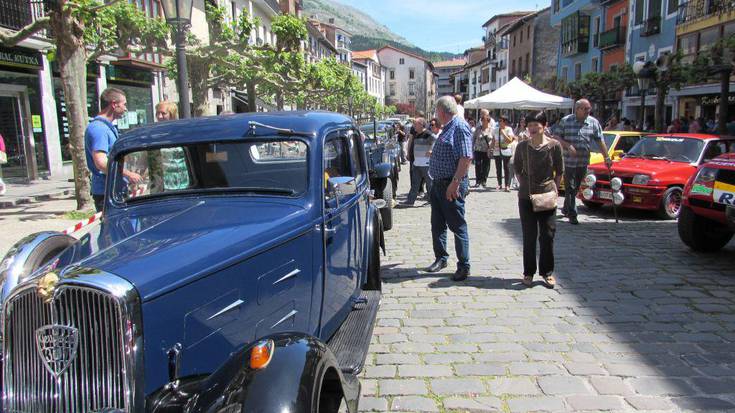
[0,231,77,303]
[149,333,359,413]
[373,162,393,179]
[362,203,385,284]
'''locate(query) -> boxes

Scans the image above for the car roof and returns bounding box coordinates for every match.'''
[641,133,723,140]
[113,111,354,154]
[603,131,644,136]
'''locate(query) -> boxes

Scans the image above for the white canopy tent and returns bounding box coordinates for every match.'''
[464,77,574,110]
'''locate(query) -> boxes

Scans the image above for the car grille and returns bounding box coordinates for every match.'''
[3,285,129,412]
[594,174,633,184]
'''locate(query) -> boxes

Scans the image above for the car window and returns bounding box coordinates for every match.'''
[114,139,308,202]
[617,136,640,153]
[627,136,704,163]
[703,141,727,162]
[593,133,617,153]
[348,132,366,184]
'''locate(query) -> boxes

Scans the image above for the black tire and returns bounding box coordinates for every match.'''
[582,200,604,210]
[678,206,734,252]
[364,222,382,291]
[380,178,393,231]
[23,234,77,276]
[657,187,683,219]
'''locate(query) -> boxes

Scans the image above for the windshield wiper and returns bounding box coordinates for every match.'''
[625,154,642,158]
[237,187,296,196]
[642,155,671,162]
[248,121,314,138]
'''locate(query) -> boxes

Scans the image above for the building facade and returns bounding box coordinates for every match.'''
[550,0,603,81]
[484,12,534,91]
[0,0,166,181]
[316,19,352,65]
[502,7,559,85]
[671,0,734,122]
[379,45,436,115]
[305,19,338,63]
[351,49,386,103]
[434,59,465,97]
[620,0,679,123]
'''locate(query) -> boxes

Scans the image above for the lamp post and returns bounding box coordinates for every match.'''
[632,61,656,131]
[161,0,193,119]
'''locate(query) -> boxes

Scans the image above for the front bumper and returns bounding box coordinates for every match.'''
[579,182,666,211]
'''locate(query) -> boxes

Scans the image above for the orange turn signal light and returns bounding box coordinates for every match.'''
[249,339,274,369]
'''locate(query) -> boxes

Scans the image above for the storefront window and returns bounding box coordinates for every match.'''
[111,83,153,131]
[699,28,719,53]
[0,70,48,176]
[53,79,98,162]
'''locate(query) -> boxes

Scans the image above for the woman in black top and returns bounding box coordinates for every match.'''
[513,112,564,288]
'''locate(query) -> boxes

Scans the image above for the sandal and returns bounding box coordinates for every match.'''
[541,274,556,289]
[522,275,533,287]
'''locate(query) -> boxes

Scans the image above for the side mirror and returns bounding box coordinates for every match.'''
[327,176,357,207]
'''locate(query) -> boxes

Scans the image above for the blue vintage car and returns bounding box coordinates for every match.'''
[359,122,401,230]
[0,111,383,412]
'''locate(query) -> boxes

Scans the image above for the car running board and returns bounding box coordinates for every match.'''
[327,290,381,376]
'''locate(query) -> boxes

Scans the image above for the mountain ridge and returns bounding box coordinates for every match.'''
[302,0,461,62]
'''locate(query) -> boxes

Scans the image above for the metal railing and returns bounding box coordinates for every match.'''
[598,25,626,50]
[562,35,589,57]
[0,0,46,32]
[640,15,661,36]
[677,0,735,25]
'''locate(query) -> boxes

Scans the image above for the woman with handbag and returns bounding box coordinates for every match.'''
[492,116,515,192]
[513,112,564,288]
[0,133,7,195]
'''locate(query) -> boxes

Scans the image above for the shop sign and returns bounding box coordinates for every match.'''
[32,115,43,133]
[701,95,735,106]
[106,65,154,86]
[0,47,42,70]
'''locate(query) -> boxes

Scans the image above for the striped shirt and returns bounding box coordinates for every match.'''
[429,116,473,180]
[551,114,604,168]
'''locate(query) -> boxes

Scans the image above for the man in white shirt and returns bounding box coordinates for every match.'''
[402,117,436,206]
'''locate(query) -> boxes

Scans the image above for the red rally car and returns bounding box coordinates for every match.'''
[580,134,735,219]
[678,153,735,252]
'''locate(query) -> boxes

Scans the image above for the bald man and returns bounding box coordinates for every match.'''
[551,99,611,225]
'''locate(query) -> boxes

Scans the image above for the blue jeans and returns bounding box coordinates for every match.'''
[430,178,470,270]
[563,166,588,218]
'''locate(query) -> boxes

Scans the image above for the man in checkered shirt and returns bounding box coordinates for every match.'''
[426,96,473,281]
[551,99,612,225]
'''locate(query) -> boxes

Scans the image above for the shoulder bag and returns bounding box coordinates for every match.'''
[526,142,558,212]
[500,128,513,157]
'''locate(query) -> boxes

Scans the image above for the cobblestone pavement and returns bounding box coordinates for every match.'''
[359,166,735,412]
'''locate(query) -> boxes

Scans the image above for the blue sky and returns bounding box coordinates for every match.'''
[335,0,546,54]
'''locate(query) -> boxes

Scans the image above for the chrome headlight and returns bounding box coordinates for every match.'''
[632,174,651,185]
[582,188,594,200]
[613,191,625,205]
[584,174,597,187]
[610,177,623,192]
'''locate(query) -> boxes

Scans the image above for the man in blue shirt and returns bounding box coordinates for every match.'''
[85,87,141,211]
[426,96,473,281]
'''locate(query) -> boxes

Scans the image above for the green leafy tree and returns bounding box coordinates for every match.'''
[0,0,168,210]
[686,33,734,134]
[649,52,689,132]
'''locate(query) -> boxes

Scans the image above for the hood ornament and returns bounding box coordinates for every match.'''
[35,324,79,377]
[37,271,59,304]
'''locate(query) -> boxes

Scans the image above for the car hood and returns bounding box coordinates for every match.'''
[590,157,694,176]
[61,198,312,301]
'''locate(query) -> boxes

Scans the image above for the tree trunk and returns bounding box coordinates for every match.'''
[247,82,256,112]
[655,84,667,133]
[52,13,92,211]
[188,57,210,117]
[718,68,731,135]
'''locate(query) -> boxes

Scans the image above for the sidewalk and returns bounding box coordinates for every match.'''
[0,177,75,209]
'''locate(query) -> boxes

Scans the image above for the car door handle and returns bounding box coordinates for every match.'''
[324,227,336,235]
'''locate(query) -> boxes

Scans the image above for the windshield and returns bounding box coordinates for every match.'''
[626,136,704,163]
[113,139,308,202]
[359,123,389,140]
[592,133,617,153]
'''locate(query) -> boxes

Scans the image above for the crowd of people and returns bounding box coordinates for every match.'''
[394,95,612,288]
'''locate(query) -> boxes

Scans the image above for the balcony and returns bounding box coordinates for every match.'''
[562,35,590,57]
[640,15,661,36]
[264,0,280,14]
[598,25,626,50]
[0,0,46,33]
[677,0,735,25]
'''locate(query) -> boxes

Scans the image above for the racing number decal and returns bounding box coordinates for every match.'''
[714,181,735,205]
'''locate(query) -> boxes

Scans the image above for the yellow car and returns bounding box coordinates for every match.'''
[559,131,643,192]
[590,131,644,165]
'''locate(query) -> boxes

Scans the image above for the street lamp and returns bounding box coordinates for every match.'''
[632,61,656,131]
[161,0,193,119]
